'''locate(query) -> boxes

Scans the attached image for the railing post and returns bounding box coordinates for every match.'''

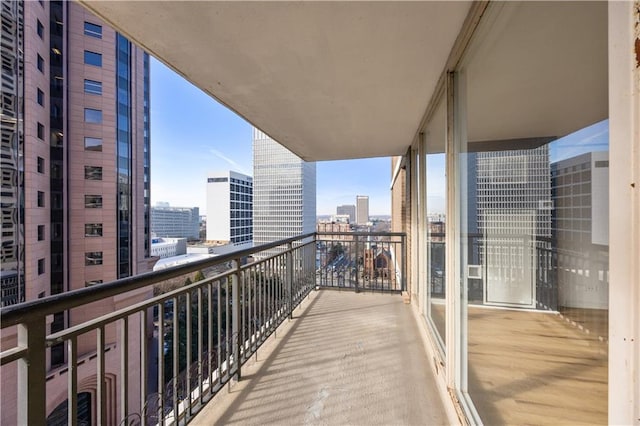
[18,317,46,425]
[354,235,360,293]
[286,242,293,319]
[231,258,241,381]
[402,234,407,292]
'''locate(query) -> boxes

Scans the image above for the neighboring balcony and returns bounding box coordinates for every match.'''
[0,231,424,426]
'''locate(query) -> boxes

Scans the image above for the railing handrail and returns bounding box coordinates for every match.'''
[317,231,406,238]
[0,232,315,327]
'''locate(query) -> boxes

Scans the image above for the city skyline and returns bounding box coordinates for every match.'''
[149,58,392,216]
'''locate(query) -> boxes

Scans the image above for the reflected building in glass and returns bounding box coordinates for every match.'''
[551,151,609,334]
[466,145,552,308]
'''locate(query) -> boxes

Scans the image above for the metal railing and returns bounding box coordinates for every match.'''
[316,232,406,292]
[0,231,405,425]
[0,233,317,425]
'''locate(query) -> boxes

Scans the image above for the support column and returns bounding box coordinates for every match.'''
[608,2,640,424]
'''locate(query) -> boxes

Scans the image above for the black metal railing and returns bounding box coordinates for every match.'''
[0,233,317,425]
[0,231,404,425]
[316,232,406,292]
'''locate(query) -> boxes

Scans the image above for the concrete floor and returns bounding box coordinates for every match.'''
[193,290,449,425]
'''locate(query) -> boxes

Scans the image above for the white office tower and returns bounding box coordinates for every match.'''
[206,171,253,246]
[356,195,370,225]
[253,128,316,258]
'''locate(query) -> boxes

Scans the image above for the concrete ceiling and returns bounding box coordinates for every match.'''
[78,1,472,161]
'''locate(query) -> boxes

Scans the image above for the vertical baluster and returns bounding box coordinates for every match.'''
[158,302,165,425]
[186,290,192,417]
[238,271,242,366]
[225,277,230,380]
[247,267,255,352]
[120,317,129,422]
[68,336,78,426]
[217,280,222,383]
[287,243,293,319]
[97,326,107,425]
[172,296,179,424]
[197,287,203,404]
[207,283,213,394]
[140,309,148,426]
[232,258,240,380]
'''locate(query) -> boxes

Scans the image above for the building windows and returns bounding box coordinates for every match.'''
[37,88,44,106]
[84,166,103,180]
[85,223,103,237]
[84,108,102,124]
[36,19,44,38]
[83,22,102,38]
[37,225,45,241]
[85,252,103,266]
[84,137,103,152]
[37,191,45,207]
[37,156,45,173]
[37,258,45,275]
[83,51,102,67]
[51,193,62,209]
[84,79,102,95]
[37,54,44,72]
[37,122,44,140]
[85,195,103,208]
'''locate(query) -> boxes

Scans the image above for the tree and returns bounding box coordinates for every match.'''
[184,276,192,286]
[194,270,205,282]
[328,243,344,263]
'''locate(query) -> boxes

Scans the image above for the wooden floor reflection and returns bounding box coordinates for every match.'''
[431,303,607,425]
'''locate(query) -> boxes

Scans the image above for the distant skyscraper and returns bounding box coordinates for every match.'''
[356,195,369,225]
[253,128,316,257]
[151,204,200,239]
[1,2,152,422]
[206,171,253,245]
[337,204,356,223]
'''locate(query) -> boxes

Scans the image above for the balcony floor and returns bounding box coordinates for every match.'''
[194,290,448,425]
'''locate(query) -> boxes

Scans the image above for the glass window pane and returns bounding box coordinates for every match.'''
[84,137,102,152]
[84,108,102,124]
[84,166,103,180]
[454,2,608,424]
[84,79,102,95]
[84,223,103,237]
[83,51,102,67]
[83,22,102,38]
[85,251,103,266]
[85,195,103,208]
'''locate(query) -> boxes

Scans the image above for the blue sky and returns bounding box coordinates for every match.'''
[150,58,392,216]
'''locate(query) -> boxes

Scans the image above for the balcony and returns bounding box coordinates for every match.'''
[1,232,435,425]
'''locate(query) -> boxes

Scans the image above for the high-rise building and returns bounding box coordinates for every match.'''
[206,170,253,246]
[1,1,153,422]
[151,203,200,239]
[356,195,369,225]
[253,129,315,257]
[336,204,356,223]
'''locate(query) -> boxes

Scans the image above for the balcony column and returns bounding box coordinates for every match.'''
[17,317,47,425]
